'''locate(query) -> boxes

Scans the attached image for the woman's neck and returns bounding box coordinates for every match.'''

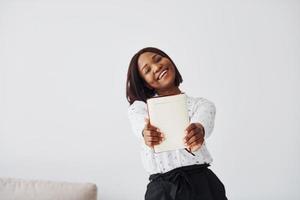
[156,86,181,96]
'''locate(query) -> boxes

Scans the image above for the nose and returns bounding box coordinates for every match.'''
[152,63,163,73]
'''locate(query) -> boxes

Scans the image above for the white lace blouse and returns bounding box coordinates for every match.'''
[127,94,216,175]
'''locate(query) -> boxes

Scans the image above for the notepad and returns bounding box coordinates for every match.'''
[147,93,189,153]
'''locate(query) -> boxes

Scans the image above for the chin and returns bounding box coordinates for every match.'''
[160,78,176,89]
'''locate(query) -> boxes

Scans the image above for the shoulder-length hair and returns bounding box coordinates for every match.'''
[126,47,183,105]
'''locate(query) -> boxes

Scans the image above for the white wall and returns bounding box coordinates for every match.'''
[0,0,299,199]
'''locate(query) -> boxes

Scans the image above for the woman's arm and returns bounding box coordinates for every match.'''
[128,101,147,141]
[190,98,216,140]
[128,101,164,148]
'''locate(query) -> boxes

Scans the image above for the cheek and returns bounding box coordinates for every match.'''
[168,66,176,79]
[144,75,156,85]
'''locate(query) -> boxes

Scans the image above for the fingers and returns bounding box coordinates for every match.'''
[143,118,165,148]
[184,127,203,144]
[185,136,203,152]
[145,135,162,143]
[185,123,197,133]
[185,130,202,146]
[143,129,163,137]
[184,123,205,151]
[144,132,165,147]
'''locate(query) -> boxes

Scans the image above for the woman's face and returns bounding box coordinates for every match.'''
[137,52,176,91]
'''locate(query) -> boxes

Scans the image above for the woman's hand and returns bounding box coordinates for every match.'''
[143,118,165,148]
[184,123,205,152]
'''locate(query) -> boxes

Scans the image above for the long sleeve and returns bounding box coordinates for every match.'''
[190,98,216,139]
[127,101,148,142]
[128,95,215,174]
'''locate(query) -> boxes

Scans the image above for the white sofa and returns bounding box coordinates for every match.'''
[0,177,97,200]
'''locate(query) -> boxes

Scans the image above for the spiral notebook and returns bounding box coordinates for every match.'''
[147,93,189,153]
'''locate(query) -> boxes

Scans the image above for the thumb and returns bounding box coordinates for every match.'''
[144,118,150,127]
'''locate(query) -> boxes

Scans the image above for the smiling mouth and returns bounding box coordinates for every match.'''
[157,68,168,80]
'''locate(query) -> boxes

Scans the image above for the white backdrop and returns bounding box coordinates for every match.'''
[0,0,299,199]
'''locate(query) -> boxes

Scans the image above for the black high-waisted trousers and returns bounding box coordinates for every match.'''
[145,163,228,200]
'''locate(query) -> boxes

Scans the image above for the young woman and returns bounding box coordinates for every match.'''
[126,47,227,200]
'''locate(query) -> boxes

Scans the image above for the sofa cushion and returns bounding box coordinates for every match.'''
[0,177,97,200]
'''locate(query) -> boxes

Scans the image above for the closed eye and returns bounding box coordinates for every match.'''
[144,67,151,74]
[155,56,162,62]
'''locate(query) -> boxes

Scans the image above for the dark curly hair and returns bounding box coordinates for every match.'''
[126,47,183,105]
